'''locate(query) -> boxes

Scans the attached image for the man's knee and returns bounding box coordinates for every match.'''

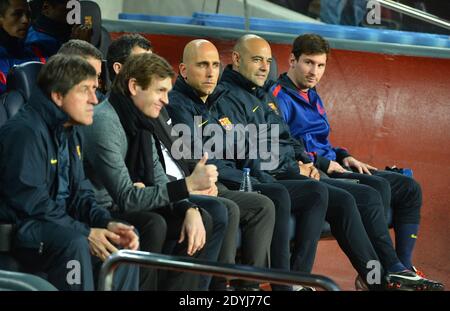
[222,198,240,224]
[256,194,276,220]
[65,234,91,258]
[303,180,329,210]
[404,177,422,199]
[142,212,167,238]
[369,175,391,198]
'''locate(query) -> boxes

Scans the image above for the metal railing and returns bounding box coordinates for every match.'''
[376,0,450,30]
[98,250,340,291]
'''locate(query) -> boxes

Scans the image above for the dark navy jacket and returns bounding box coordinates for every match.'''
[217,66,312,178]
[270,73,351,172]
[0,29,42,94]
[0,87,111,248]
[167,76,269,187]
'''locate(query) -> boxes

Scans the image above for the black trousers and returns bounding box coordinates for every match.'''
[216,184,275,288]
[13,222,139,291]
[332,170,422,225]
[254,181,328,291]
[114,207,214,291]
[275,171,389,280]
[320,177,399,271]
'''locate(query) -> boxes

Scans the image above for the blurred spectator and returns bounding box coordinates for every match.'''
[0,0,41,94]
[26,0,92,60]
[268,0,314,16]
[321,0,367,26]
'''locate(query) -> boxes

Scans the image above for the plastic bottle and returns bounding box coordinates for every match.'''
[239,168,253,192]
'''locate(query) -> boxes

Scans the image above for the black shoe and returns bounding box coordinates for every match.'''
[386,270,445,291]
[355,275,369,291]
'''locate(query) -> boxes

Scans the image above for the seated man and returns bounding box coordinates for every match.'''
[57,39,106,102]
[167,39,330,291]
[106,34,276,291]
[270,33,444,290]
[26,0,92,60]
[268,35,442,289]
[204,34,442,291]
[0,54,139,290]
[81,52,225,291]
[0,0,41,94]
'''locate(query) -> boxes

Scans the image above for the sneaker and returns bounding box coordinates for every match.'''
[411,266,426,278]
[293,285,316,291]
[386,270,445,291]
[355,275,369,291]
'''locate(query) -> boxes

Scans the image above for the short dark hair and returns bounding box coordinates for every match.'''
[0,0,27,16]
[112,53,174,97]
[37,54,97,98]
[291,34,330,60]
[58,39,103,61]
[106,34,152,80]
[0,0,10,16]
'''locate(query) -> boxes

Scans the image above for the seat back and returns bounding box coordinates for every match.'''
[1,62,43,125]
[268,56,278,82]
[0,99,7,126]
[6,61,43,101]
[80,0,102,47]
[99,26,112,58]
[0,269,57,291]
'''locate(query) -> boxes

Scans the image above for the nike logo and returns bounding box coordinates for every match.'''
[389,274,421,281]
[50,159,58,165]
[198,120,208,127]
[252,106,260,112]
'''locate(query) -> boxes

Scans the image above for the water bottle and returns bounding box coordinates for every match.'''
[239,168,253,192]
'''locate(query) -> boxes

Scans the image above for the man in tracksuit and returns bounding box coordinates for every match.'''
[25,0,92,61]
[163,40,278,291]
[0,0,42,94]
[0,54,139,290]
[270,33,444,290]
[215,34,443,291]
[167,39,330,291]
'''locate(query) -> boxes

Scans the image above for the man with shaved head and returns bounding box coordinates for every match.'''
[168,39,327,292]
[165,39,277,291]
[216,34,444,291]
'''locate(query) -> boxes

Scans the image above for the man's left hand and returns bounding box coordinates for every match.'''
[107,222,139,251]
[342,156,377,175]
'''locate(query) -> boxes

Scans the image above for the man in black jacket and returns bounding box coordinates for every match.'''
[0,0,42,94]
[215,34,443,291]
[25,0,92,60]
[0,54,139,290]
[103,34,274,291]
[167,39,331,291]
[154,46,276,290]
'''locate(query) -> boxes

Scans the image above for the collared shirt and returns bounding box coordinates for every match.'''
[160,142,185,180]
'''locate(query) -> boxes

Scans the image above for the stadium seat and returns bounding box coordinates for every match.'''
[0,269,57,291]
[6,61,43,100]
[0,61,44,122]
[268,56,278,82]
[80,0,112,57]
[0,61,43,272]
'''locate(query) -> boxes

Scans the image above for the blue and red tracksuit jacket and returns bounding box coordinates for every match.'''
[270,73,351,172]
[25,15,72,62]
[0,29,43,94]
